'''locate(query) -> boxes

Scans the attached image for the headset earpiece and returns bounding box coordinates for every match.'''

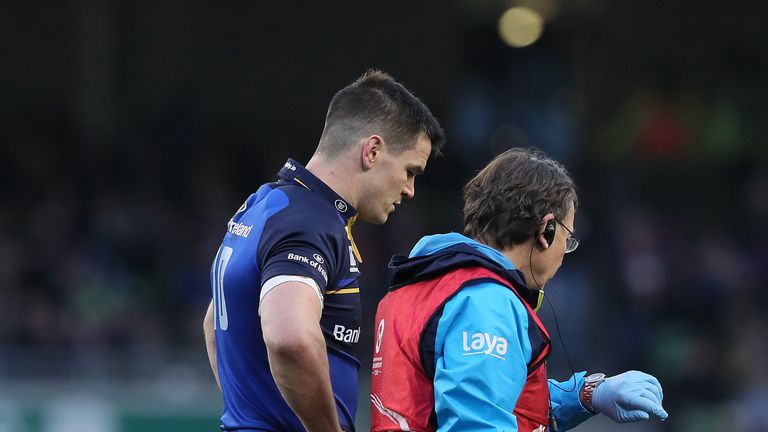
[543,220,556,247]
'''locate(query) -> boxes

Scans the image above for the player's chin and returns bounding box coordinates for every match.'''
[359,211,389,225]
[376,208,395,224]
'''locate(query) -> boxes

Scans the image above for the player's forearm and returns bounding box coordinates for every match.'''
[203,301,221,390]
[266,330,342,432]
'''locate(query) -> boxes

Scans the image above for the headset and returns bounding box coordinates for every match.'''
[532,219,557,312]
[543,219,556,247]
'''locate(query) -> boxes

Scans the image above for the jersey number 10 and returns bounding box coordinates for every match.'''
[212,245,233,331]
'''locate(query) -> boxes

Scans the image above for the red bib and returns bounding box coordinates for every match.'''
[371,266,552,431]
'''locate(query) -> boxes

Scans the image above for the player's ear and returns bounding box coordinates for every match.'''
[361,135,383,170]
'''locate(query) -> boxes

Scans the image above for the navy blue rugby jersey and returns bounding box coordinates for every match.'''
[210,159,363,431]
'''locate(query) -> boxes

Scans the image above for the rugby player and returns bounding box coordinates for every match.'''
[203,70,444,432]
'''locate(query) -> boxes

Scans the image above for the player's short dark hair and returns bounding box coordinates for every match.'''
[463,147,578,249]
[318,70,445,157]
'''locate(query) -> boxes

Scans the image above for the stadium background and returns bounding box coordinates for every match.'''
[2,1,767,431]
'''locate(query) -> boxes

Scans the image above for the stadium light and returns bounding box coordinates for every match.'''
[498,6,544,48]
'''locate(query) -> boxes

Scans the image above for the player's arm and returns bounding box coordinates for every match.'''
[203,300,221,390]
[433,282,530,431]
[260,281,343,432]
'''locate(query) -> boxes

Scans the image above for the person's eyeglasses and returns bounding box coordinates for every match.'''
[556,220,579,253]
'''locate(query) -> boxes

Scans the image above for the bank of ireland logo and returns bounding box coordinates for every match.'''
[312,253,324,264]
[375,319,385,354]
[335,199,348,212]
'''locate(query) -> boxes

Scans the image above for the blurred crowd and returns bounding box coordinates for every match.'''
[0,116,239,355]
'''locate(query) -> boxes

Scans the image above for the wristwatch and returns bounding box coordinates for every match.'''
[581,372,606,414]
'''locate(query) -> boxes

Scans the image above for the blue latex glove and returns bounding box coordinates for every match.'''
[592,370,669,422]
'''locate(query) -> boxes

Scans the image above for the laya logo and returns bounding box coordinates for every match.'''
[284,161,297,171]
[462,331,508,360]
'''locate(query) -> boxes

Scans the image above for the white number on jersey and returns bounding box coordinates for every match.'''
[212,245,233,330]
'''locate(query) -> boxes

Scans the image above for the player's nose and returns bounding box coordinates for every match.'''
[402,179,415,199]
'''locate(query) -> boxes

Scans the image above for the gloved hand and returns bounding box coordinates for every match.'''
[592,370,669,422]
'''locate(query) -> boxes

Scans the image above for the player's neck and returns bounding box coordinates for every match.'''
[305,155,359,209]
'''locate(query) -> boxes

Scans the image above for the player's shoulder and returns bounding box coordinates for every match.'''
[280,183,338,212]
[250,184,346,249]
[276,185,344,227]
[241,181,339,223]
